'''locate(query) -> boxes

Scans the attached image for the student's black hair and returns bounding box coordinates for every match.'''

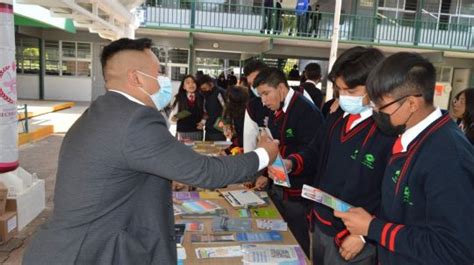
[366,52,436,105]
[304,63,322,80]
[100,38,153,70]
[455,88,474,143]
[243,60,268,77]
[172,75,202,112]
[223,86,249,125]
[253,67,289,89]
[328,46,384,89]
[198,74,214,87]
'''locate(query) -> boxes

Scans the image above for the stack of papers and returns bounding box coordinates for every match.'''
[241,244,306,265]
[236,231,283,243]
[256,219,288,231]
[191,233,236,244]
[221,190,266,208]
[212,216,252,232]
[195,246,242,259]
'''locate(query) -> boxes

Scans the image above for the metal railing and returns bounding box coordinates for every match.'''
[140,2,474,51]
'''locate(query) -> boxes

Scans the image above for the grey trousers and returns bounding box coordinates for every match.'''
[312,224,376,265]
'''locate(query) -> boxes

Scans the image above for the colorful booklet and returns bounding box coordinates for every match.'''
[195,246,242,259]
[191,233,236,244]
[261,127,291,187]
[236,231,283,243]
[212,216,252,232]
[302,184,353,212]
[250,207,279,218]
[175,220,204,232]
[175,199,222,215]
[174,110,192,120]
[256,219,288,231]
[241,244,306,265]
[173,191,200,201]
[180,208,228,219]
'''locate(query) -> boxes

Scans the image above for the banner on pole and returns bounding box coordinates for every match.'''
[0,2,19,173]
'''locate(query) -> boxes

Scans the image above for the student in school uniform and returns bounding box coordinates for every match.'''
[293,47,396,265]
[199,74,226,141]
[170,75,204,141]
[298,63,323,109]
[335,52,474,265]
[255,67,323,257]
[452,88,474,144]
[222,85,249,155]
[243,60,271,153]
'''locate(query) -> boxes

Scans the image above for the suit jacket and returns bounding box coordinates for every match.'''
[23,91,260,265]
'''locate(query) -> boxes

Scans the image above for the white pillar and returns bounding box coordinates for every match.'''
[326,0,342,101]
[0,0,18,173]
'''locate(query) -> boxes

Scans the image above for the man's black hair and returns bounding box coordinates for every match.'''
[243,60,268,77]
[254,67,289,89]
[304,63,322,80]
[198,74,214,87]
[328,46,384,89]
[367,52,436,105]
[100,38,153,69]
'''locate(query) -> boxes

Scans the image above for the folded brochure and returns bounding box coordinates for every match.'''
[261,127,291,187]
[302,184,353,212]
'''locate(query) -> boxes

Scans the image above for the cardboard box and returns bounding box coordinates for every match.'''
[0,182,8,216]
[0,200,17,243]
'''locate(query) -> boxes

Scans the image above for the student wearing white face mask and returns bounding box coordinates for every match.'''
[288,47,397,265]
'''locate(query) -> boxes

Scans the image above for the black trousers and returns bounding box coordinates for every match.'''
[312,224,376,265]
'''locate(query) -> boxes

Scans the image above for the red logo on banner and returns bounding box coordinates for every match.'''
[0,62,17,104]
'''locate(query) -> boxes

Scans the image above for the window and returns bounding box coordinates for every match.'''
[45,41,92,77]
[16,37,40,74]
[45,41,60,75]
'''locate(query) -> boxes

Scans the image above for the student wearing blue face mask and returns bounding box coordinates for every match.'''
[290,47,396,265]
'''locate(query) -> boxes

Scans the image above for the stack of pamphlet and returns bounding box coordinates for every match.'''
[241,244,306,265]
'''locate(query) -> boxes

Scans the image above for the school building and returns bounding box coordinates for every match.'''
[12,0,474,106]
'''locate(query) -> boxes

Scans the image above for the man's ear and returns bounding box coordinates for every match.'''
[128,70,141,87]
[407,95,421,113]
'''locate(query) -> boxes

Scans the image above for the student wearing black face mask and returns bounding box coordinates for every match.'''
[335,52,474,265]
[199,75,226,141]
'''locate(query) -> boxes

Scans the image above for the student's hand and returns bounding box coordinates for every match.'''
[339,234,365,261]
[334,208,374,236]
[257,133,279,164]
[196,122,204,130]
[223,125,233,139]
[283,159,293,172]
[254,176,269,190]
[243,181,255,189]
[172,181,187,191]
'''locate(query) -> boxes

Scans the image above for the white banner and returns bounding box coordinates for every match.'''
[0,1,19,173]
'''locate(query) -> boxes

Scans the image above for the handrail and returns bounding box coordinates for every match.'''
[140,2,474,51]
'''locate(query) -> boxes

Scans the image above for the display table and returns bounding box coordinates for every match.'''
[176,186,311,264]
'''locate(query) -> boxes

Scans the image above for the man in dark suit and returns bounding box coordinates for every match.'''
[23,38,279,265]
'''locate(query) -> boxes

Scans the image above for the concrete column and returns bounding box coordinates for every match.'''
[0,0,19,173]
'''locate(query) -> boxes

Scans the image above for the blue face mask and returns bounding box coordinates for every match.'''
[339,94,370,114]
[138,71,173,110]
